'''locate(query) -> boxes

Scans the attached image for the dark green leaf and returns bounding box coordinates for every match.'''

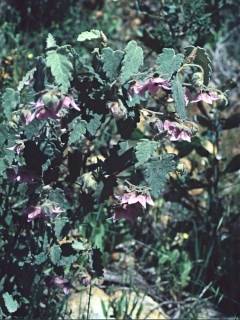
[172,75,187,119]
[86,114,103,136]
[225,154,240,173]
[185,46,212,86]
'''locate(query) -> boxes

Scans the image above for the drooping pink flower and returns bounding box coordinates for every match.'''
[130,77,171,96]
[25,96,80,124]
[191,91,219,104]
[7,167,38,184]
[147,77,171,93]
[49,276,70,295]
[119,191,154,209]
[25,206,44,222]
[61,96,80,111]
[163,120,191,142]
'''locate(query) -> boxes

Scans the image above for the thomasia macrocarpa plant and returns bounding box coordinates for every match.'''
[0,31,225,317]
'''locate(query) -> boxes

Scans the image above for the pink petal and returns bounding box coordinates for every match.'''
[179,131,191,142]
[135,195,147,208]
[146,195,154,206]
[121,192,137,204]
[62,96,80,111]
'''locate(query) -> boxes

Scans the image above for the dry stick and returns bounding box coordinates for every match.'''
[86,281,92,319]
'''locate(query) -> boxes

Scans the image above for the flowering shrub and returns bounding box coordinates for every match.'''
[0,31,224,317]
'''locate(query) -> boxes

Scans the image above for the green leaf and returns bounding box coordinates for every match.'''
[46,50,73,93]
[77,29,102,42]
[35,252,48,265]
[120,40,143,83]
[48,188,70,209]
[102,47,124,81]
[24,120,46,139]
[144,154,176,197]
[50,244,62,265]
[59,254,78,267]
[17,68,36,92]
[135,140,158,167]
[1,88,20,119]
[3,292,19,313]
[54,217,68,239]
[185,46,212,85]
[69,117,87,144]
[156,48,184,80]
[72,240,86,251]
[86,114,103,136]
[46,33,57,49]
[172,75,187,119]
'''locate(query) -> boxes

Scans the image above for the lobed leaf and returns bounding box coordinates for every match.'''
[77,29,103,42]
[102,47,124,81]
[156,48,184,80]
[69,117,87,144]
[135,140,158,167]
[46,50,73,93]
[46,33,57,49]
[120,40,143,83]
[144,154,176,197]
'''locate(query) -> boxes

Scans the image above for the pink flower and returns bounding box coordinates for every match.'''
[119,191,154,209]
[163,120,191,142]
[61,96,80,111]
[7,167,38,183]
[25,206,44,222]
[130,77,171,96]
[147,77,171,93]
[191,91,219,104]
[50,276,70,295]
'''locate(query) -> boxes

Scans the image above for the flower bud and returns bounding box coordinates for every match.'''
[192,72,204,87]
